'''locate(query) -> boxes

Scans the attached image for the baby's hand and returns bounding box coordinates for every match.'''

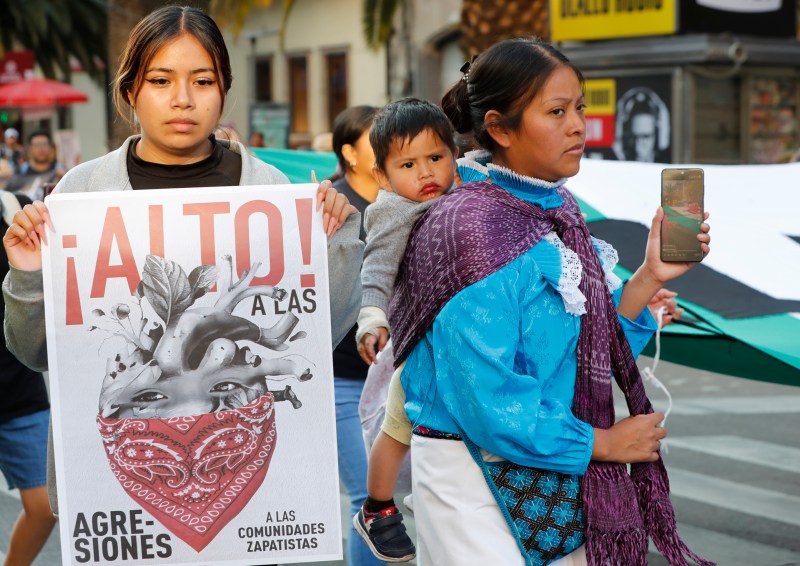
[357,327,389,365]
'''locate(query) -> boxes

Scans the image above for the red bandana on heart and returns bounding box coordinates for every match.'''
[96,393,277,552]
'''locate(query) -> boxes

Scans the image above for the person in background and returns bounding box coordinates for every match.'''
[4,130,64,201]
[0,128,24,172]
[249,130,265,147]
[0,156,13,189]
[328,104,386,566]
[2,4,362,523]
[0,189,56,566]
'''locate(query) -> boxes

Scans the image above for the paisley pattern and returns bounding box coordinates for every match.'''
[97,393,277,551]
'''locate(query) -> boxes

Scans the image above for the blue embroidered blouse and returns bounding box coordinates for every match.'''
[400,161,657,476]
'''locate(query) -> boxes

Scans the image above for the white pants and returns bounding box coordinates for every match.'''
[410,434,587,566]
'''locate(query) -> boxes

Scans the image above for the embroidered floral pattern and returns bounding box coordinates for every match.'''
[486,461,584,562]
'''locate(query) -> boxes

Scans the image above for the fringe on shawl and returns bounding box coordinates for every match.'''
[581,463,648,566]
[631,461,716,566]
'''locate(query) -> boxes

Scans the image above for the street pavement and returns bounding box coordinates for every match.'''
[2,357,799,565]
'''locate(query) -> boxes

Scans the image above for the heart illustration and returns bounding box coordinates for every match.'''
[97,393,277,552]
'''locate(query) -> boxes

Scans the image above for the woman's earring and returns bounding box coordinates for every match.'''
[350,161,357,169]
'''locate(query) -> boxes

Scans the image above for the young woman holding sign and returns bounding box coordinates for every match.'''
[1,5,363,518]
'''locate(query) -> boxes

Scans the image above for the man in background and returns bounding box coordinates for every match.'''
[5,129,64,200]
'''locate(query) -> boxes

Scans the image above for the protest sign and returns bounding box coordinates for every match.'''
[42,184,342,565]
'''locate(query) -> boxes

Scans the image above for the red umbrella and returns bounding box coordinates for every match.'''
[0,77,88,106]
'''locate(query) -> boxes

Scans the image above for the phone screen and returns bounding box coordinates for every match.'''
[661,168,704,262]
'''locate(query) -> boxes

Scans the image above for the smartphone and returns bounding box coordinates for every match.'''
[660,168,704,262]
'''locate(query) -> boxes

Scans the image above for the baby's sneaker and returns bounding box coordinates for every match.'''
[353,504,416,563]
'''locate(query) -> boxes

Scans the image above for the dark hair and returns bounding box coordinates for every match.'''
[112,5,232,128]
[369,97,457,171]
[331,105,380,173]
[27,129,53,145]
[441,37,582,152]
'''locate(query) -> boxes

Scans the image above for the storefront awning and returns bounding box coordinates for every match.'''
[558,33,800,69]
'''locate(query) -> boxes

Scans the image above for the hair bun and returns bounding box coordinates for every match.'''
[441,78,472,134]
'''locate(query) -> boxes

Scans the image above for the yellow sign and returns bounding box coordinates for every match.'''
[550,0,676,41]
[583,79,617,147]
[584,79,616,115]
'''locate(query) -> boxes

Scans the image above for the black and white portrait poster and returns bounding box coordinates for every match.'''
[41,184,342,565]
[584,74,673,163]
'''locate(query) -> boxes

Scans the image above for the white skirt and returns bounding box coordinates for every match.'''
[410,433,587,566]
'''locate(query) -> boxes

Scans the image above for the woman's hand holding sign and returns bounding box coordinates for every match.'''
[313,171,357,237]
[3,200,53,271]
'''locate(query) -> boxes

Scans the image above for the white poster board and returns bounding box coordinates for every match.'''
[42,184,342,565]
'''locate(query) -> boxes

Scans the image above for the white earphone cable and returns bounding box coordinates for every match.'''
[641,306,673,451]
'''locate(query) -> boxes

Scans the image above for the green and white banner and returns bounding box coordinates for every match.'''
[567,159,800,385]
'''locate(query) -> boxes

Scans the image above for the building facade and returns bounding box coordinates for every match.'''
[222,0,462,148]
